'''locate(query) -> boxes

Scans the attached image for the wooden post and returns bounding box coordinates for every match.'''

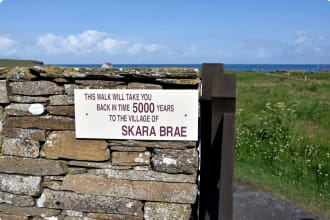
[199,63,236,220]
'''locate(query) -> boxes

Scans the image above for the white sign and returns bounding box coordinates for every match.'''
[74,89,199,141]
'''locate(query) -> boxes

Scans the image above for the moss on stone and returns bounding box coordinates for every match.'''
[156,78,200,85]
[44,66,65,77]
[22,67,37,80]
[0,67,11,79]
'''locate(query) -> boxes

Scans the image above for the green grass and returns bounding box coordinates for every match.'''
[0,58,44,67]
[232,70,330,219]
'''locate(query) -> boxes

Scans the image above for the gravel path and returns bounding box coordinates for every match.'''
[233,182,323,220]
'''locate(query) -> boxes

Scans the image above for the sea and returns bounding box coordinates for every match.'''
[55,64,330,72]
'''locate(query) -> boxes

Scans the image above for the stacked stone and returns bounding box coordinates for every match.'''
[0,66,200,220]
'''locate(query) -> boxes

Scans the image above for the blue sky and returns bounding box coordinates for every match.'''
[0,0,329,64]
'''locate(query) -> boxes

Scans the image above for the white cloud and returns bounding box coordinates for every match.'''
[179,45,197,57]
[127,43,162,55]
[0,0,4,4]
[98,38,127,53]
[35,30,163,57]
[216,50,233,57]
[0,35,17,55]
[36,30,129,54]
[293,31,308,46]
[314,46,322,53]
[4,28,328,64]
[281,31,330,62]
[256,48,267,59]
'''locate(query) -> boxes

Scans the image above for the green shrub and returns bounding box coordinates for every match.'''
[236,101,329,200]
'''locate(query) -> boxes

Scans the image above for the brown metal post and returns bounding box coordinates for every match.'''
[199,63,236,220]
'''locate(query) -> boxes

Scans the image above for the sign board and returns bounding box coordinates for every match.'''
[74,89,199,140]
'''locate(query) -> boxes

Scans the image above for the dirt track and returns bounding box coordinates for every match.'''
[233,182,323,220]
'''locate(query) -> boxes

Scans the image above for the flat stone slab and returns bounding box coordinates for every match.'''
[6,116,75,130]
[2,137,40,158]
[0,191,35,206]
[4,127,46,141]
[127,82,162,89]
[144,202,192,220]
[0,214,29,220]
[0,174,41,196]
[108,140,196,149]
[74,80,126,89]
[42,131,110,161]
[156,78,200,85]
[6,67,36,81]
[8,95,49,103]
[0,80,9,103]
[87,213,143,220]
[110,146,147,152]
[5,103,45,116]
[67,160,113,169]
[63,174,197,204]
[111,151,151,166]
[0,157,67,176]
[0,108,3,149]
[89,169,196,183]
[0,204,60,217]
[152,148,198,174]
[9,81,63,95]
[37,189,143,216]
[49,95,74,105]
[46,105,75,116]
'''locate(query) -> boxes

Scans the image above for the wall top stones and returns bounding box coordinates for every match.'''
[0,66,200,80]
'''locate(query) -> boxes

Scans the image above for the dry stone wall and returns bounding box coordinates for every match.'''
[0,66,200,220]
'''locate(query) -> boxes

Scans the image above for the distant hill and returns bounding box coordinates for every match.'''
[0,59,44,67]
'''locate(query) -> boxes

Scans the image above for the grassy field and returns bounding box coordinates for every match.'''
[0,59,44,67]
[232,70,330,218]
